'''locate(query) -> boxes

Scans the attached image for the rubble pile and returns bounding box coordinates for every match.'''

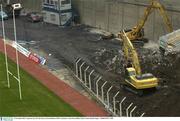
[92,47,180,82]
[92,48,126,75]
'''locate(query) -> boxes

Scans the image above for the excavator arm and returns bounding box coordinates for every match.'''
[131,1,154,37]
[154,1,173,33]
[119,0,173,41]
[122,30,142,75]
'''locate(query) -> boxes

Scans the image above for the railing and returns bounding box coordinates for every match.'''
[74,58,146,117]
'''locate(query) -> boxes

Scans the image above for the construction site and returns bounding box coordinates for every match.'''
[1,0,180,117]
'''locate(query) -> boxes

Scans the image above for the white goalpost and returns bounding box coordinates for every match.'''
[1,4,10,88]
[1,4,22,100]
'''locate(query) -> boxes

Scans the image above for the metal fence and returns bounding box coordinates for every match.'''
[74,58,146,117]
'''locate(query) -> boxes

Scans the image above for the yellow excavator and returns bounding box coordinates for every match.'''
[121,30,158,95]
[118,0,173,42]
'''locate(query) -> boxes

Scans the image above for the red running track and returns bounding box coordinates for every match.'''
[0,39,108,116]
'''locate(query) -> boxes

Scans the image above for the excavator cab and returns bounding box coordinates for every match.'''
[125,68,158,89]
[118,28,147,44]
[130,27,145,39]
[123,67,158,96]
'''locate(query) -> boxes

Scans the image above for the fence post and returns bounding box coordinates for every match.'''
[96,76,102,98]
[119,97,126,117]
[126,103,133,117]
[130,106,137,117]
[75,58,82,77]
[88,70,94,90]
[101,81,107,102]
[79,62,85,81]
[84,66,90,85]
[140,113,145,117]
[107,86,113,108]
[94,75,100,91]
[113,91,120,115]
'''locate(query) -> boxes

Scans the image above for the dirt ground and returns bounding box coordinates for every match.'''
[1,17,180,116]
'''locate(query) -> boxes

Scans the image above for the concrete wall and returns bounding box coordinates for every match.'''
[72,0,180,41]
[21,0,42,12]
[9,0,180,41]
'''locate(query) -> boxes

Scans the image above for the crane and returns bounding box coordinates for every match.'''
[118,0,173,42]
[121,30,158,95]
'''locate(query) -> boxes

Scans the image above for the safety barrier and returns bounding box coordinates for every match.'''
[74,58,146,117]
[11,41,46,65]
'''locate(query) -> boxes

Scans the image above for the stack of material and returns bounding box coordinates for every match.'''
[159,29,180,55]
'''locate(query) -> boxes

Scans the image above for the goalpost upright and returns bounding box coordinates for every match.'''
[1,4,10,88]
[1,4,22,100]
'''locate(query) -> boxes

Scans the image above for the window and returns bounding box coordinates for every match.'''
[54,1,58,8]
[61,14,67,22]
[50,0,54,5]
[61,0,70,5]
[136,73,154,80]
[50,14,56,21]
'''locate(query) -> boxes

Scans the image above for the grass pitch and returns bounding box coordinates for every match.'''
[0,53,82,116]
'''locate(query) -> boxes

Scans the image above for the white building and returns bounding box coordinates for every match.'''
[42,0,72,26]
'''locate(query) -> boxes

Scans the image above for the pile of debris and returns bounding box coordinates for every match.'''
[92,48,126,75]
[91,47,179,80]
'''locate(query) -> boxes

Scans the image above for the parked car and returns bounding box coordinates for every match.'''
[26,12,43,22]
[0,11,8,20]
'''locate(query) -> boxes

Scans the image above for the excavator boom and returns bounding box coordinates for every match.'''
[119,0,173,42]
[132,1,154,36]
[154,1,173,33]
[122,30,142,75]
